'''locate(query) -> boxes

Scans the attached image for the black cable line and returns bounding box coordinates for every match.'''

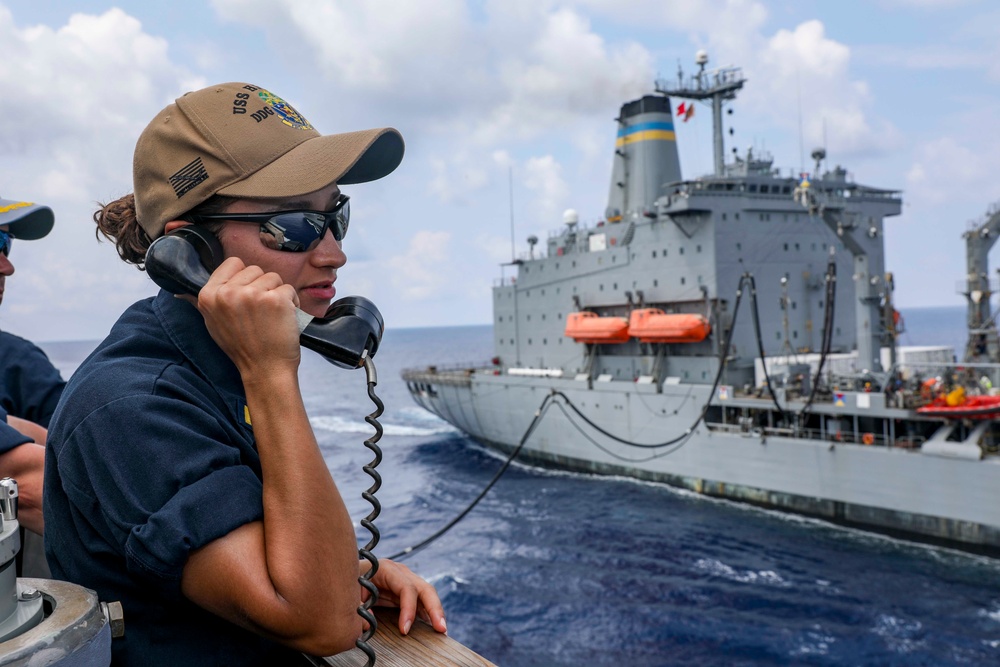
[745,273,789,418]
[355,356,383,667]
[388,394,557,561]
[797,256,837,417]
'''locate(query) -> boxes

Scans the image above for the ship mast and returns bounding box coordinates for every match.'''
[655,51,745,177]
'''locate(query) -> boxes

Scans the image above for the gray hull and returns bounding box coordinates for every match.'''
[406,370,1000,552]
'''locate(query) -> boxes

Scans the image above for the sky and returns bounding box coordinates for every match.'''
[0,0,996,342]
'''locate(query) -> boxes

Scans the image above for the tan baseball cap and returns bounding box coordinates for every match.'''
[133,82,404,239]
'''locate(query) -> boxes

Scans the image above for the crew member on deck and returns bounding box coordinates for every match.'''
[0,198,64,577]
[43,83,446,665]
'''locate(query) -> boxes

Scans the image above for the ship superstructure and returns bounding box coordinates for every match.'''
[404,54,1000,554]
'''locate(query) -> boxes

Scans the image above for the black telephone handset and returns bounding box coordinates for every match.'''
[144,226,384,369]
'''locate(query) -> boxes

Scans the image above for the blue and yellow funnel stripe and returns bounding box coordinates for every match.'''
[615,121,676,147]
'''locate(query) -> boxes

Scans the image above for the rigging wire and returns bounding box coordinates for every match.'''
[388,394,557,561]
[744,272,790,419]
[797,254,837,417]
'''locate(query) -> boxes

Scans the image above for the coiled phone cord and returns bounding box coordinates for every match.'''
[356,352,383,666]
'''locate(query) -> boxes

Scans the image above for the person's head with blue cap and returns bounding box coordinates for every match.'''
[0,198,55,306]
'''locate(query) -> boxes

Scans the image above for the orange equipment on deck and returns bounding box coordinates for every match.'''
[627,308,711,343]
[564,312,630,344]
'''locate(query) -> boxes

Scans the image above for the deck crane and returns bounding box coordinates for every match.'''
[963,204,1000,363]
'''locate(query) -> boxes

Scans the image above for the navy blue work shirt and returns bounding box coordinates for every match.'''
[44,291,306,666]
[0,330,66,427]
[0,406,31,454]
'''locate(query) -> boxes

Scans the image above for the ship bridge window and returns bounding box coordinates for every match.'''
[760,185,769,193]
[653,279,659,287]
[721,213,727,220]
[527,314,531,321]
[524,267,529,273]
[543,338,547,345]
[542,314,546,320]
[735,212,740,220]
[680,247,685,255]
[613,283,618,290]
[736,242,742,251]
[782,186,791,194]
[749,185,758,192]
[783,243,788,251]
[681,277,686,285]
[652,250,657,258]
[600,284,604,291]
[696,244,701,253]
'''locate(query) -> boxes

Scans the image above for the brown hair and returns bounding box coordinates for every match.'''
[94,194,234,269]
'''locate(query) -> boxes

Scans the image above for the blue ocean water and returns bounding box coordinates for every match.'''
[38,305,1000,666]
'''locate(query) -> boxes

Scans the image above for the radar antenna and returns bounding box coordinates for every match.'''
[655,51,746,177]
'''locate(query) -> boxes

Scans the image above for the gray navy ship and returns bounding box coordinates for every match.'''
[403,52,1000,554]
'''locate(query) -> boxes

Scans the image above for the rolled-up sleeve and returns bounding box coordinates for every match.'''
[54,392,263,599]
[0,406,31,455]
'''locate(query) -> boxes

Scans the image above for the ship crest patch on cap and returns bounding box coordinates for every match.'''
[257,90,313,130]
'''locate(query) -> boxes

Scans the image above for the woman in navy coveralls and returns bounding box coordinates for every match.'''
[43,82,446,666]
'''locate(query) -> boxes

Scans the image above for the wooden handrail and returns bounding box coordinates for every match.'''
[317,608,496,667]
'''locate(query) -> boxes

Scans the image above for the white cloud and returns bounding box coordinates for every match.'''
[0,6,200,340]
[522,155,569,229]
[386,231,452,300]
[905,137,994,206]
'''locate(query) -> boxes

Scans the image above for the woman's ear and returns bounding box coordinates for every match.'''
[163,220,192,235]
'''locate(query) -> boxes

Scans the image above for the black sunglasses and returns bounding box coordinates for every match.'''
[188,194,350,252]
[0,230,11,257]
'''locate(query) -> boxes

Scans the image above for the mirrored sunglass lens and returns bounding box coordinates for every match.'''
[0,232,11,257]
[269,212,327,252]
[335,199,350,241]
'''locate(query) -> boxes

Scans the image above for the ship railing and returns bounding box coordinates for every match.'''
[705,421,926,449]
[402,361,498,377]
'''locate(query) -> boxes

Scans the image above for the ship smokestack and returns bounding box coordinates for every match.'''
[605,95,682,224]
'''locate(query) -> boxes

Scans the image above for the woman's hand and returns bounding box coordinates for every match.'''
[195,257,302,382]
[362,559,447,635]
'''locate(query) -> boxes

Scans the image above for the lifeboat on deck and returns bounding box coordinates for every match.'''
[916,394,1000,420]
[564,312,630,343]
[627,308,711,343]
